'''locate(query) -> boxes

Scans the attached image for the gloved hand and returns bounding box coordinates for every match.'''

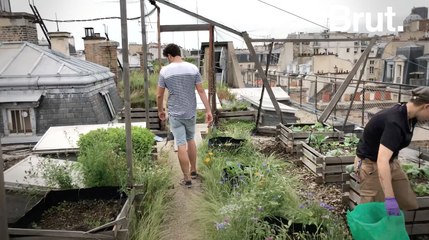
[385,197,400,216]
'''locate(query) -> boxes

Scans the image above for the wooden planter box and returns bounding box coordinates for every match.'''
[217,109,257,122]
[118,108,161,130]
[300,141,353,183]
[277,123,343,153]
[343,173,429,236]
[9,187,132,240]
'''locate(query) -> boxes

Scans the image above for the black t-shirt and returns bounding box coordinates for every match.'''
[356,104,417,162]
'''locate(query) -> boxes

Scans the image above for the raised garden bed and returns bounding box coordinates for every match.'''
[277,122,343,153]
[217,109,257,122]
[9,186,131,240]
[301,141,352,184]
[343,172,429,236]
[300,135,358,183]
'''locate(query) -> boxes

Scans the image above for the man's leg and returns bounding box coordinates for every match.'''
[177,144,191,181]
[187,139,197,173]
[391,160,418,210]
[169,117,191,181]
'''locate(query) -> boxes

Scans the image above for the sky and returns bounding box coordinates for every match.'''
[10,0,429,51]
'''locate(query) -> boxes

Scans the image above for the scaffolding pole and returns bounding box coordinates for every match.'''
[120,0,133,187]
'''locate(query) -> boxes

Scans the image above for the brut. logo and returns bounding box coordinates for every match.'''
[329,6,403,32]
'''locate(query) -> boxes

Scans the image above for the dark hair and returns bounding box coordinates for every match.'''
[163,43,181,57]
[410,86,429,106]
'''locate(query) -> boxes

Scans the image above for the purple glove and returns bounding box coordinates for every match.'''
[385,197,400,216]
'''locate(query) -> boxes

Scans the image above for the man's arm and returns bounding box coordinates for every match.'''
[377,144,394,197]
[157,86,166,121]
[378,144,401,215]
[195,83,213,125]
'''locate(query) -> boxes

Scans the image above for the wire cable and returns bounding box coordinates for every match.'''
[42,7,156,22]
[256,0,328,30]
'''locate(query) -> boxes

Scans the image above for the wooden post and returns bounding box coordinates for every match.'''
[0,137,9,240]
[208,25,216,122]
[140,0,150,130]
[256,42,274,129]
[120,0,134,187]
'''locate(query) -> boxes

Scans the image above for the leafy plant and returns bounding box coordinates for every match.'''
[222,100,250,111]
[307,135,329,152]
[77,126,154,187]
[290,123,333,133]
[401,163,429,196]
[39,159,77,189]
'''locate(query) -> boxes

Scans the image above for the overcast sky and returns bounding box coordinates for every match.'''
[10,0,429,50]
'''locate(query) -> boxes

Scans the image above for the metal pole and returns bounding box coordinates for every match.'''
[242,32,283,124]
[120,0,133,187]
[314,76,318,112]
[0,136,9,240]
[299,77,303,107]
[141,0,150,130]
[342,51,370,130]
[157,7,161,69]
[256,42,274,129]
[318,37,377,123]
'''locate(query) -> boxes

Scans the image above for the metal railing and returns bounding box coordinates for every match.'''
[277,74,420,129]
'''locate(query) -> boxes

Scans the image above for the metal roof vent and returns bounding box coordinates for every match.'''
[84,27,95,37]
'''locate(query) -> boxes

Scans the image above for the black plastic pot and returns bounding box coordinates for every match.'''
[262,216,321,236]
[208,136,245,150]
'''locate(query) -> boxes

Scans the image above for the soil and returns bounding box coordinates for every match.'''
[34,199,123,231]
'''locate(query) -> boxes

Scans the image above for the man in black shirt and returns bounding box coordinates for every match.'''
[355,86,429,216]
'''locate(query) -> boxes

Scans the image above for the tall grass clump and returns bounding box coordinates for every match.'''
[196,120,351,240]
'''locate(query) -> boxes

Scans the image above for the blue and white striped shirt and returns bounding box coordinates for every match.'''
[158,61,202,119]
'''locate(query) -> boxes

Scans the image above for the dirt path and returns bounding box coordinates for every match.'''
[160,125,206,240]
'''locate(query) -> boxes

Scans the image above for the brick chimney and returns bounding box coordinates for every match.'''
[83,27,119,83]
[49,31,71,56]
[0,12,38,44]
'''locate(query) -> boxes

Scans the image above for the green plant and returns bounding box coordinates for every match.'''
[77,126,154,187]
[291,123,333,133]
[402,163,429,196]
[307,135,329,152]
[217,85,236,102]
[222,100,250,111]
[196,120,351,239]
[131,149,172,240]
[39,158,77,189]
[118,71,158,108]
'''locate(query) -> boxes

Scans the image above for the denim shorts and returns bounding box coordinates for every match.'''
[169,116,196,146]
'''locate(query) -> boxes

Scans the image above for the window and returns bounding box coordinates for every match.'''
[346,48,350,53]
[7,109,32,134]
[369,66,374,74]
[369,60,375,65]
[100,91,116,120]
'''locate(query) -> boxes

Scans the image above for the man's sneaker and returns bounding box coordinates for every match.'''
[191,171,199,179]
[179,179,192,188]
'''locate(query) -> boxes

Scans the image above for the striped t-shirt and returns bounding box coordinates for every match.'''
[158,61,202,119]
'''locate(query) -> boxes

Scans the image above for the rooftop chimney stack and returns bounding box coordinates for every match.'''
[82,27,119,83]
[49,31,72,56]
[0,0,11,12]
[0,11,38,44]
